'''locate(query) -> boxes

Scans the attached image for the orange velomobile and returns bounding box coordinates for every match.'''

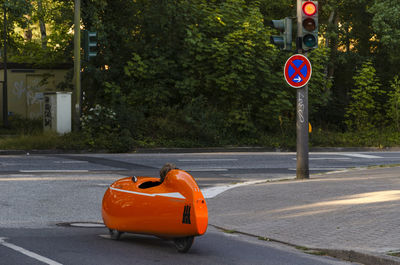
[102,169,208,252]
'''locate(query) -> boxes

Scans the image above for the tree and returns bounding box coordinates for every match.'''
[387,76,400,131]
[7,0,74,65]
[345,61,385,131]
[370,0,400,57]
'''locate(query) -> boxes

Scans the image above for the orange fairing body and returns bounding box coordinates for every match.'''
[102,169,208,237]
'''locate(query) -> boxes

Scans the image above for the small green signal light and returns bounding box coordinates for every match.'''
[303,34,317,48]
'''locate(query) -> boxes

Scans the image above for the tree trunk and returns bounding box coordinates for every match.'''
[38,0,47,49]
[25,29,33,41]
[326,10,338,89]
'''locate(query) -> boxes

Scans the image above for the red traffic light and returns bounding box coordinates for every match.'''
[302,2,317,16]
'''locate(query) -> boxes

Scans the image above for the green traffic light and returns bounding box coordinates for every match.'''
[303,34,316,47]
[269,17,292,51]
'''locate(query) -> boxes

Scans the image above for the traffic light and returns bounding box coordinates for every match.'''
[300,1,318,50]
[84,30,97,60]
[270,17,292,51]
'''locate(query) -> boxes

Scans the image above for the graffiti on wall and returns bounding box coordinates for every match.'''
[44,95,52,128]
[27,78,46,106]
[12,80,26,99]
[11,77,48,119]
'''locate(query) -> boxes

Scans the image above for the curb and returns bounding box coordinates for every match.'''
[320,249,400,265]
[2,146,400,155]
[134,146,400,153]
[310,147,400,152]
[211,225,400,265]
[0,149,89,155]
[133,147,280,153]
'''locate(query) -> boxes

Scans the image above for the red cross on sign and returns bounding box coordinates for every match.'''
[284,54,312,88]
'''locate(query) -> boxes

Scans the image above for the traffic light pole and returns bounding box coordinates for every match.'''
[296,0,309,179]
[2,5,8,128]
[73,0,81,131]
[296,82,309,179]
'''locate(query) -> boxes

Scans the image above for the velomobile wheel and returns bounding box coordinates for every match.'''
[109,229,123,240]
[174,236,194,253]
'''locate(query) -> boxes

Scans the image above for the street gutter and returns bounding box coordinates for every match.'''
[2,146,400,155]
[211,224,400,265]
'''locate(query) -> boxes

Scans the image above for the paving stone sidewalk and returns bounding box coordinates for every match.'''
[207,166,400,265]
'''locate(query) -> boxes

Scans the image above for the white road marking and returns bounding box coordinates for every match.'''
[3,174,35,177]
[0,237,63,265]
[178,159,238,162]
[325,169,351,174]
[53,161,89,164]
[0,176,117,182]
[186,168,228,172]
[335,153,383,159]
[293,158,350,160]
[69,223,105,228]
[288,168,346,171]
[202,179,274,199]
[310,157,350,160]
[19,170,89,173]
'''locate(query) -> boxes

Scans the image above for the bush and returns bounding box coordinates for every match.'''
[0,114,43,135]
[0,132,60,150]
[80,104,135,152]
[345,61,385,131]
[387,75,400,131]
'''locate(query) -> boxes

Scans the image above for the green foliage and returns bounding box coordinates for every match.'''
[0,114,43,135]
[308,47,333,119]
[6,0,74,65]
[0,133,59,150]
[387,76,400,131]
[311,128,400,148]
[80,104,134,152]
[179,0,283,134]
[4,0,400,150]
[345,61,385,131]
[98,0,303,145]
[370,1,400,52]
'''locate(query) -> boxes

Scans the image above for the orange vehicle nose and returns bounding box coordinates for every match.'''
[195,198,208,235]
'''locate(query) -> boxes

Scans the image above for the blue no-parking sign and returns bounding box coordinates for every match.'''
[284,54,312,88]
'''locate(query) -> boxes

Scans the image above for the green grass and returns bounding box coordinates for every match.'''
[310,128,400,148]
[222,229,237,234]
[387,251,400,257]
[1,120,400,152]
[257,236,271,241]
[295,246,327,256]
[0,133,61,150]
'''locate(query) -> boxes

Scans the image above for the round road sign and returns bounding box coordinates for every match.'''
[284,54,312,88]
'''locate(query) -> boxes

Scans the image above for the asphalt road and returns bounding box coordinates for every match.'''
[1,151,400,187]
[1,150,398,264]
[0,226,356,265]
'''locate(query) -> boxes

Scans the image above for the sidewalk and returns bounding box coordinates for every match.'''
[207,166,400,265]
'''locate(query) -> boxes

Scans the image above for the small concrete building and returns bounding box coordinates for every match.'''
[0,63,71,121]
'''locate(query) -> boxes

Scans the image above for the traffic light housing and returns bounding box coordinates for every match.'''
[300,1,318,50]
[84,30,97,60]
[270,17,292,51]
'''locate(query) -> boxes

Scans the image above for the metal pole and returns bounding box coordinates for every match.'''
[73,0,81,131]
[2,5,8,128]
[296,84,309,179]
[296,0,309,179]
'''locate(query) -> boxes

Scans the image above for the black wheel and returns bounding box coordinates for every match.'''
[109,229,123,240]
[173,236,194,253]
